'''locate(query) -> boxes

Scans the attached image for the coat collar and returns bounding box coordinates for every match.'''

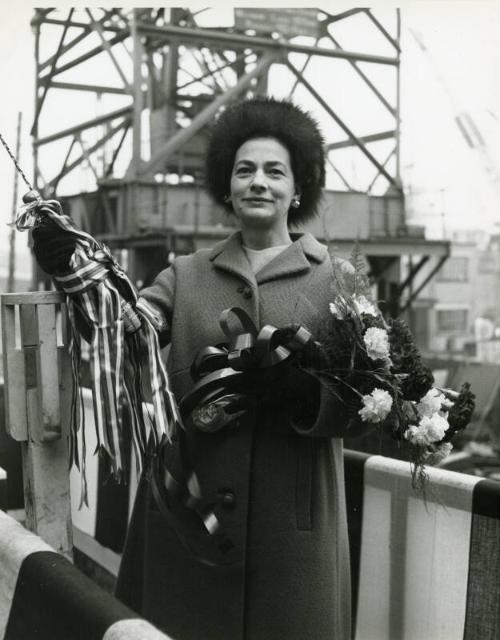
[209,231,327,284]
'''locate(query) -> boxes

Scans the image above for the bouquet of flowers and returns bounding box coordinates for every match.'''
[298,248,475,488]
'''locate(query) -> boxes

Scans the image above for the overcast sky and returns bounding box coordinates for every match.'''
[1,2,500,277]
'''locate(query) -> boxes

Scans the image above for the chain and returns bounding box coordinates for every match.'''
[0,131,33,191]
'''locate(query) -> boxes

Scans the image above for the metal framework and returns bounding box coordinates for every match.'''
[31,8,402,195]
[30,7,448,321]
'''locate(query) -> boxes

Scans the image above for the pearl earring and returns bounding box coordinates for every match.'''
[291,196,301,209]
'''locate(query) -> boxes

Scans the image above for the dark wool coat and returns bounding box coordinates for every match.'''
[116,231,354,640]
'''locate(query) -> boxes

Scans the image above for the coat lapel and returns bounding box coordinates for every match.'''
[209,231,328,285]
[209,232,255,285]
[256,233,328,284]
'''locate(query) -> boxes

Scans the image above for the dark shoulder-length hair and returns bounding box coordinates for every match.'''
[205,97,326,225]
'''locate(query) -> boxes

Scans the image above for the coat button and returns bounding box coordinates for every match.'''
[221,491,236,508]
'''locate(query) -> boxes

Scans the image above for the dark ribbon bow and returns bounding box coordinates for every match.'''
[154,308,313,565]
[180,307,313,425]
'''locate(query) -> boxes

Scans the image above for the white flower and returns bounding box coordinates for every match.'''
[405,412,450,447]
[329,295,349,319]
[420,413,449,442]
[358,388,393,423]
[353,295,377,317]
[363,327,391,362]
[405,425,430,447]
[329,301,342,319]
[329,294,379,321]
[417,388,446,418]
[441,396,454,410]
[423,442,453,465]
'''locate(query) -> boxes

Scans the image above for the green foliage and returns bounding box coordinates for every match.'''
[445,383,476,438]
[388,318,434,401]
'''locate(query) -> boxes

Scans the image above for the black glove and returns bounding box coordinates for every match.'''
[285,366,321,427]
[32,217,77,275]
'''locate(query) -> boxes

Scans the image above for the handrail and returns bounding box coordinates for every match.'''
[345,450,500,639]
[0,509,171,639]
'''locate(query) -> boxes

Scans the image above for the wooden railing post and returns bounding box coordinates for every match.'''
[1,291,73,556]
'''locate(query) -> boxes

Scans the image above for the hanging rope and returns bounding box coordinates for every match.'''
[0,131,33,191]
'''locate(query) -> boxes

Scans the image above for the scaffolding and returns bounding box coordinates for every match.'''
[30,7,449,318]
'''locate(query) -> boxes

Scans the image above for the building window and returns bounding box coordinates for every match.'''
[437,309,468,331]
[436,257,468,282]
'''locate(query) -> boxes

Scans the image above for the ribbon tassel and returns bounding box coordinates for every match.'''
[14,195,181,504]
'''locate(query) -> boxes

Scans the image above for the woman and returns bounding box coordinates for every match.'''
[34,97,355,640]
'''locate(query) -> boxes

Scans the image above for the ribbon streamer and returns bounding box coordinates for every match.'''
[15,194,182,505]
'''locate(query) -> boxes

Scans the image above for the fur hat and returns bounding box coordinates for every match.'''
[205,97,325,225]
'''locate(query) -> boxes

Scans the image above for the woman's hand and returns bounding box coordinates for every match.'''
[32,218,77,275]
[283,366,321,428]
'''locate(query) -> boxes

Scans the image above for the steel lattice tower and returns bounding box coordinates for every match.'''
[31,8,449,318]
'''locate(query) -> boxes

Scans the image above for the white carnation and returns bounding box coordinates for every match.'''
[405,425,430,447]
[329,301,342,319]
[353,295,377,317]
[405,412,449,447]
[363,327,391,362]
[417,388,446,418]
[419,413,449,443]
[329,295,349,319]
[358,388,393,423]
[441,396,454,410]
[423,442,453,465]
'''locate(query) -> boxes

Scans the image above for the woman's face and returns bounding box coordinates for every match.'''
[229,137,298,231]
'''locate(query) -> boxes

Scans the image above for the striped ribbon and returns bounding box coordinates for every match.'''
[16,197,182,505]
